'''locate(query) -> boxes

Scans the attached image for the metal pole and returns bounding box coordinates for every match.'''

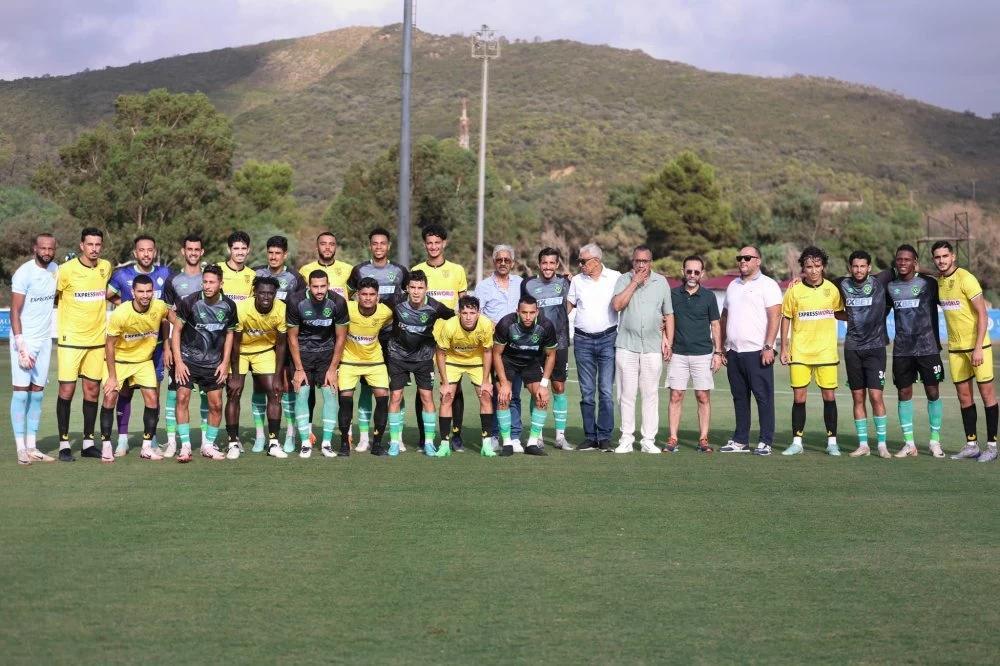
[397,0,413,267]
[475,57,489,286]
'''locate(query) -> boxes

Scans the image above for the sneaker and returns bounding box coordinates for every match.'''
[928,441,945,458]
[720,440,750,453]
[424,442,438,457]
[451,434,465,452]
[226,442,242,460]
[177,447,193,463]
[251,437,267,454]
[101,443,115,463]
[640,442,662,455]
[525,443,547,456]
[753,443,772,456]
[435,441,452,458]
[490,436,500,453]
[27,449,55,463]
[388,442,400,457]
[81,445,103,459]
[877,446,892,459]
[849,446,870,458]
[554,434,574,451]
[355,433,370,453]
[370,445,389,457]
[598,439,613,453]
[114,441,129,457]
[826,444,841,456]
[59,448,76,462]
[338,443,350,458]
[299,445,313,459]
[398,442,407,453]
[283,439,296,454]
[500,444,514,457]
[894,443,918,458]
[951,443,981,460]
[201,445,225,461]
[267,443,288,458]
[662,437,679,453]
[978,446,998,463]
[321,445,336,458]
[481,442,497,458]
[614,441,634,454]
[577,439,599,452]
[162,441,177,458]
[17,450,30,466]
[698,438,714,454]
[782,442,803,456]
[140,446,164,461]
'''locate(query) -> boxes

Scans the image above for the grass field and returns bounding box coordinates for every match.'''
[2,344,999,664]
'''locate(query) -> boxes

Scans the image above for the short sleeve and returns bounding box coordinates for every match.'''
[286,297,301,327]
[963,272,983,301]
[334,296,351,327]
[107,309,124,337]
[493,317,510,346]
[108,270,126,296]
[708,294,721,321]
[436,325,452,350]
[163,274,177,307]
[456,266,468,294]
[567,276,579,306]
[175,295,192,323]
[226,301,239,330]
[661,285,674,316]
[11,265,29,295]
[543,321,558,349]
[781,288,796,319]
[435,299,455,321]
[346,265,361,294]
[831,283,845,310]
[613,273,631,297]
[56,263,70,295]
[764,280,783,308]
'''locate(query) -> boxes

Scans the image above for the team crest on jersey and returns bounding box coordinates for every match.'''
[911,286,921,296]
[157,277,164,286]
[442,269,450,278]
[863,284,872,295]
[823,288,830,296]
[420,313,429,323]
[215,310,226,322]
[948,279,955,289]
[530,334,541,343]
[554,284,563,293]
[279,279,288,288]
[387,272,396,281]
[323,307,332,317]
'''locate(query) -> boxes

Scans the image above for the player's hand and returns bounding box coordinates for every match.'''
[973,346,984,367]
[272,375,286,396]
[711,354,723,373]
[662,340,673,361]
[478,381,494,397]
[293,369,307,390]
[214,361,229,384]
[779,349,790,366]
[790,276,803,286]
[761,348,776,367]
[103,377,118,398]
[632,265,650,286]
[497,381,512,409]
[323,369,338,392]
[14,336,35,370]
[534,386,550,410]
[174,360,190,385]
[439,382,455,402]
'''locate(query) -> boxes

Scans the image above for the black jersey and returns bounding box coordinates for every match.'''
[253,265,303,302]
[494,312,559,367]
[387,293,454,362]
[882,272,941,357]
[522,275,571,349]
[836,276,890,351]
[285,291,350,354]
[163,270,203,308]
[347,260,409,304]
[175,291,238,367]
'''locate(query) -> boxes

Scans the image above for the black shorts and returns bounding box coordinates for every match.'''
[845,348,887,391]
[552,347,569,382]
[174,363,224,392]
[301,350,333,388]
[501,358,543,385]
[892,353,944,389]
[388,357,434,391]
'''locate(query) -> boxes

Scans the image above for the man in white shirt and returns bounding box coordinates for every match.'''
[719,246,783,455]
[567,243,621,451]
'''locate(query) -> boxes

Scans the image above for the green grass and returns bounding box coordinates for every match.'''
[2,344,999,664]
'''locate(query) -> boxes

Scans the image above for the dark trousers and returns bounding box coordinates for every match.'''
[727,350,775,446]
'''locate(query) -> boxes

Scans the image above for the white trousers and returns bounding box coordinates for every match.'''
[615,349,663,447]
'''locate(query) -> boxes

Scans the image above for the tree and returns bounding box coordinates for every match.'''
[31,88,236,264]
[0,188,77,305]
[770,184,821,246]
[637,152,738,258]
[233,160,294,212]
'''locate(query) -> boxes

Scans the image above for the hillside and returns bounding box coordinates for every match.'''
[2,25,999,211]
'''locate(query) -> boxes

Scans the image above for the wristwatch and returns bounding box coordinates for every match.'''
[762,344,773,351]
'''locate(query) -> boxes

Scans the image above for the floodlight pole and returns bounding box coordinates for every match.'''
[472,25,500,286]
[397,0,414,267]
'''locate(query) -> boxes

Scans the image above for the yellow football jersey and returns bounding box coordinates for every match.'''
[236,298,287,355]
[299,260,352,300]
[410,260,467,311]
[939,268,987,351]
[342,301,392,364]
[218,262,255,302]
[56,258,113,348]
[437,314,493,366]
[781,279,843,365]
[107,299,169,363]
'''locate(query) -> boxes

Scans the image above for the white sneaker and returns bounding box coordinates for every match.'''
[877,446,891,459]
[510,439,524,453]
[321,445,337,458]
[355,433,370,452]
[928,441,945,458]
[226,443,242,460]
[201,445,225,461]
[398,442,407,453]
[267,443,288,458]
[640,442,662,455]
[849,446,870,457]
[17,449,30,466]
[554,434,573,451]
[140,446,163,461]
[894,443,918,458]
[114,441,129,457]
[299,445,313,459]
[614,441,634,454]
[101,442,115,463]
[27,449,55,462]
[162,441,177,458]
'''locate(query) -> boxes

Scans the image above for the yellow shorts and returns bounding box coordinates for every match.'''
[790,363,838,389]
[239,350,277,376]
[102,360,158,390]
[58,345,105,383]
[445,363,484,386]
[949,347,994,384]
[338,363,389,391]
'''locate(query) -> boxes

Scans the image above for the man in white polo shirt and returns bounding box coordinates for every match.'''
[719,246,783,455]
[567,243,621,452]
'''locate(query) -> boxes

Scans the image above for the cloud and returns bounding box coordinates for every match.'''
[0,0,996,116]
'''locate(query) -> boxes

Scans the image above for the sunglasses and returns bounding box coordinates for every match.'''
[495,258,513,264]
[736,255,759,263]
[578,257,595,266]
[685,269,702,276]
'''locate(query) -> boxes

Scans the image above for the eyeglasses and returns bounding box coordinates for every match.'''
[685,269,702,276]
[736,255,759,263]
[578,257,595,266]
[495,258,513,264]
[632,258,652,265]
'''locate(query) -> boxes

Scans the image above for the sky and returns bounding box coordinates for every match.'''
[1,0,997,116]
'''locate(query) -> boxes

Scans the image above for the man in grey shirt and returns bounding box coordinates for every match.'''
[611,245,673,454]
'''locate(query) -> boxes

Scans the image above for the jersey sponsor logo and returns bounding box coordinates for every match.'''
[228,294,250,301]
[797,309,835,320]
[378,285,395,294]
[940,299,963,311]
[331,287,346,297]
[74,290,106,302]
[123,331,159,341]
[349,334,377,345]
[427,290,455,300]
[197,323,228,332]
[309,319,333,327]
[399,323,429,334]
[245,328,268,337]
[454,345,479,352]
[537,297,563,308]
[896,299,920,309]
[846,297,873,307]
[29,294,55,303]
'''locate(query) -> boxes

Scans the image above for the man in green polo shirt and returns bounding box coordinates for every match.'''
[666,255,724,452]
[610,245,673,454]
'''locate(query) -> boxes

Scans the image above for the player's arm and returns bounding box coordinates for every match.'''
[480,340,494,396]
[436,346,454,401]
[763,304,781,366]
[492,343,511,407]
[274,331,287,393]
[104,334,118,397]
[9,290,36,370]
[230,331,242,378]
[779,315,792,365]
[160,317,173,369]
[971,292,989,366]
[718,307,728,351]
[169,309,189,384]
[662,313,675,361]
[710,320,724,372]
[326,324,348,390]
[217,330,234,383]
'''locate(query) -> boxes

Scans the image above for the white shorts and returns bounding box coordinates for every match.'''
[667,353,714,391]
[10,337,52,388]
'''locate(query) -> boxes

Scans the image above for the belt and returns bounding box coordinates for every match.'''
[574,325,617,339]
